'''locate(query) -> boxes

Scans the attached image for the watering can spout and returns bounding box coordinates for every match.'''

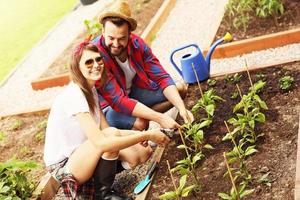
[205,32,233,71]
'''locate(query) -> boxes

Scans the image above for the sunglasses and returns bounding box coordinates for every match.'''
[84,56,103,69]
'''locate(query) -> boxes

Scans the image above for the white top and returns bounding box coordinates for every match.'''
[115,57,136,94]
[44,82,100,166]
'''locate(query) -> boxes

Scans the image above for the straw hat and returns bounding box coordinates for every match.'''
[99,0,137,31]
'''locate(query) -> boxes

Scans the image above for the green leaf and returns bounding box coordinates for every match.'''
[218,192,232,200]
[205,104,215,116]
[245,146,258,156]
[204,144,214,149]
[159,191,177,200]
[255,113,265,123]
[181,185,196,197]
[179,175,187,191]
[177,144,187,150]
[240,189,255,198]
[199,119,212,129]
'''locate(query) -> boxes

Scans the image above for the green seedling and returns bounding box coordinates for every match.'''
[35,131,45,142]
[9,119,24,131]
[160,161,196,200]
[224,73,242,83]
[84,17,102,39]
[36,119,48,129]
[207,79,217,87]
[231,92,239,99]
[257,172,272,187]
[0,131,6,142]
[255,73,266,81]
[0,159,39,199]
[279,75,294,91]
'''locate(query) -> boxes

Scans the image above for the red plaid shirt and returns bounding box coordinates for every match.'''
[94,33,175,115]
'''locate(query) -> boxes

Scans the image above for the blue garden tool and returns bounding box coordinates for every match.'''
[170,32,233,84]
[133,161,158,194]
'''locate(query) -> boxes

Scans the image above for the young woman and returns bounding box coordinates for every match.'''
[43,41,170,200]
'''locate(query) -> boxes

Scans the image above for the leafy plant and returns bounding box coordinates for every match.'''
[84,17,103,39]
[231,92,239,99]
[257,172,272,187]
[159,161,195,200]
[207,79,217,87]
[9,120,24,131]
[224,73,242,83]
[0,159,39,199]
[255,73,266,81]
[36,119,48,129]
[279,75,294,91]
[35,131,45,142]
[256,0,284,26]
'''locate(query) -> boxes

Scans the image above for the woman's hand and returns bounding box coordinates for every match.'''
[145,129,171,146]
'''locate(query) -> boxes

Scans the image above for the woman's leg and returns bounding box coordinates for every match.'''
[65,140,118,185]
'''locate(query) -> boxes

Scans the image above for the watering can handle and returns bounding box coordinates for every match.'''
[169,44,200,76]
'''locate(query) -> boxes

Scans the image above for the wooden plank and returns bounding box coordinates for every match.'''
[203,28,300,59]
[31,172,60,200]
[295,114,300,200]
[135,146,165,200]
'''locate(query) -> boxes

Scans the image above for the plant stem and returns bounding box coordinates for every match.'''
[236,84,243,99]
[167,160,180,200]
[244,59,253,88]
[223,152,240,200]
[178,128,190,158]
[191,62,204,99]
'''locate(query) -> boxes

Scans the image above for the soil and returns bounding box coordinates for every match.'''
[40,0,164,78]
[148,61,300,200]
[214,0,300,41]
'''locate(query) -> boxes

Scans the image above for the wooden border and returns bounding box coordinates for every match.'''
[30,0,176,91]
[295,114,300,199]
[203,28,300,59]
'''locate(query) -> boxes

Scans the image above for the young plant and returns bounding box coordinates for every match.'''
[256,0,284,26]
[0,159,39,199]
[218,153,254,200]
[84,17,103,39]
[279,75,294,91]
[192,88,224,120]
[230,92,239,99]
[36,119,48,129]
[9,119,24,131]
[207,79,217,87]
[159,161,195,200]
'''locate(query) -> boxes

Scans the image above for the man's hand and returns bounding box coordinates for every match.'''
[157,114,181,129]
[179,109,194,123]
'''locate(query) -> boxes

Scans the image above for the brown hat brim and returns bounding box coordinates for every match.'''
[99,12,137,31]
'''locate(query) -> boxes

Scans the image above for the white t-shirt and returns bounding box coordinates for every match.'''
[115,57,136,94]
[44,82,100,166]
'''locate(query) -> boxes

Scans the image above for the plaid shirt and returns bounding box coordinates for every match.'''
[93,33,175,115]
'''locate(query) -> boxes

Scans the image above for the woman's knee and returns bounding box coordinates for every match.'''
[102,151,119,159]
[127,146,153,168]
[176,82,188,99]
[132,118,149,130]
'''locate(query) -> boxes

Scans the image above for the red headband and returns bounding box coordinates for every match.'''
[74,35,92,57]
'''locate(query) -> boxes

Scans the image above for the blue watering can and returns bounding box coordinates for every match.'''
[170,33,232,84]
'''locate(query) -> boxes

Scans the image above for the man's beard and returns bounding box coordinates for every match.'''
[108,45,127,57]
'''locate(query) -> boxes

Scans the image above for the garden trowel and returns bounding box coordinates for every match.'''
[133,161,158,194]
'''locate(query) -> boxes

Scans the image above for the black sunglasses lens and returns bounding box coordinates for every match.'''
[85,59,94,66]
[95,56,102,63]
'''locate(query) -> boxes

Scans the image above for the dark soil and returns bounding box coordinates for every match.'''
[148,62,300,199]
[215,0,300,41]
[40,0,164,78]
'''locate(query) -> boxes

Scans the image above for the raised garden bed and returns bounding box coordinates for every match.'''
[148,61,300,199]
[30,0,174,91]
[203,0,300,58]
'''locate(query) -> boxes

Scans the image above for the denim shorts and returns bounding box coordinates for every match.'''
[103,86,167,129]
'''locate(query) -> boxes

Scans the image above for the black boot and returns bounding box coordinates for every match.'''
[93,158,133,200]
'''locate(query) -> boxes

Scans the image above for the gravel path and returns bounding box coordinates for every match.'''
[1,0,299,116]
